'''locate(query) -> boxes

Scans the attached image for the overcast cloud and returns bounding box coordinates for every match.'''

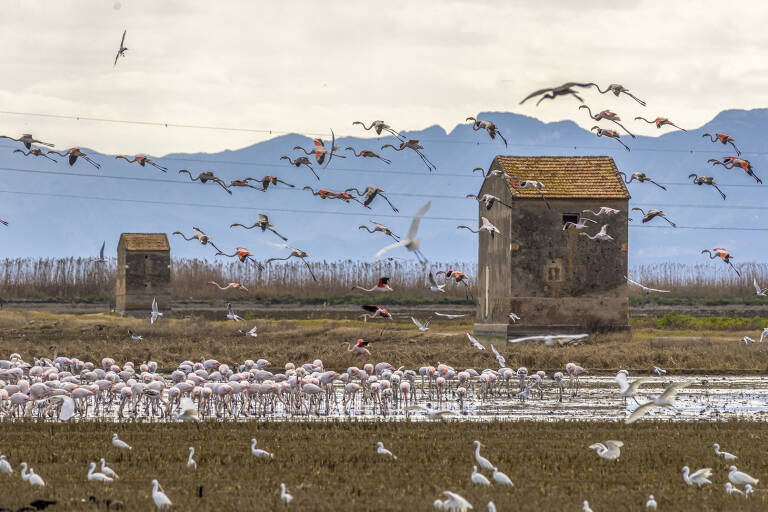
[0,0,766,155]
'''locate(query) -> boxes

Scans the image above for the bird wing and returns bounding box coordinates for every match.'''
[690,468,712,479]
[519,87,554,104]
[180,397,196,413]
[99,241,105,259]
[627,377,653,394]
[152,297,158,313]
[410,317,423,329]
[60,396,75,421]
[625,400,656,424]
[615,371,628,390]
[659,380,690,401]
[258,213,269,222]
[434,312,464,318]
[407,202,431,240]
[120,29,126,47]
[467,332,485,350]
[754,278,763,294]
[361,305,380,313]
[375,240,405,259]
[227,303,234,315]
[428,272,439,287]
[508,336,543,343]
[491,344,505,366]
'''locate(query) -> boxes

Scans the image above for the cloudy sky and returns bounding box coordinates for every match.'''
[0,0,766,156]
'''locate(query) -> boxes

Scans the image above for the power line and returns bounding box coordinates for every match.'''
[0,108,764,154]
[1,188,767,230]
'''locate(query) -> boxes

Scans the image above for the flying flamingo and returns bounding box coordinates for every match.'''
[359,220,400,241]
[151,479,172,509]
[114,30,128,66]
[345,186,399,212]
[352,120,402,138]
[473,167,503,178]
[618,172,666,190]
[708,157,762,184]
[631,208,677,227]
[345,147,391,164]
[519,82,601,105]
[253,175,295,191]
[457,217,501,238]
[208,281,248,292]
[280,155,319,179]
[293,130,343,167]
[265,245,317,281]
[381,140,436,172]
[303,186,339,199]
[466,193,513,210]
[228,179,262,190]
[702,133,741,155]
[216,247,264,269]
[466,117,508,146]
[578,105,635,137]
[688,174,726,200]
[0,133,55,149]
[352,277,393,293]
[360,305,392,321]
[173,227,221,251]
[701,248,741,276]
[592,83,646,106]
[177,170,232,193]
[13,148,57,161]
[634,116,686,131]
[344,338,371,356]
[374,202,431,264]
[590,126,630,151]
[231,214,288,241]
[507,176,551,208]
[47,148,101,168]
[582,207,620,217]
[115,155,167,172]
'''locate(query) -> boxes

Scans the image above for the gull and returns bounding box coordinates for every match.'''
[375,202,431,265]
[126,329,144,342]
[652,366,666,377]
[589,440,623,461]
[713,443,737,461]
[725,482,744,495]
[226,303,243,322]
[745,484,754,497]
[100,459,119,480]
[0,455,11,474]
[250,439,274,459]
[646,495,657,509]
[411,317,430,332]
[405,405,457,420]
[508,334,588,347]
[742,336,754,344]
[471,465,491,486]
[615,370,651,404]
[509,312,520,323]
[441,491,473,512]
[280,483,293,504]
[626,380,690,424]
[114,30,128,66]
[761,328,768,343]
[467,333,486,350]
[472,440,494,470]
[112,433,132,450]
[729,466,759,486]
[682,466,712,487]
[626,277,670,294]
[173,397,199,424]
[492,467,513,487]
[150,298,163,324]
[239,325,258,337]
[434,312,465,319]
[151,479,172,509]
[428,272,446,292]
[92,242,107,263]
[755,279,768,296]
[187,447,197,469]
[579,224,613,241]
[582,501,593,512]
[87,461,114,482]
[376,442,397,460]
[491,344,505,367]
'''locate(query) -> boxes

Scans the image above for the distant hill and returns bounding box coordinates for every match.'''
[0,109,766,265]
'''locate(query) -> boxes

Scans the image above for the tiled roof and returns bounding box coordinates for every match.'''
[492,156,630,200]
[120,233,170,251]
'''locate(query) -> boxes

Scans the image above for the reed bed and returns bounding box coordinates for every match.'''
[1,421,767,511]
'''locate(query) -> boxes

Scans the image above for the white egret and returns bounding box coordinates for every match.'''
[582,500,593,512]
[713,443,737,461]
[100,458,119,479]
[472,440,494,471]
[490,344,505,367]
[87,461,114,482]
[405,405,457,420]
[187,447,197,469]
[442,491,473,512]
[760,327,768,343]
[681,466,712,487]
[21,463,45,487]
[745,484,754,497]
[112,433,132,450]
[492,467,513,486]
[375,202,431,264]
[725,482,744,495]
[173,397,199,423]
[471,465,491,486]
[151,479,172,509]
[645,494,657,509]
[626,380,690,423]
[728,465,758,486]
[0,455,12,474]
[376,442,397,460]
[250,439,274,459]
[589,440,623,461]
[615,370,651,404]
[280,482,293,504]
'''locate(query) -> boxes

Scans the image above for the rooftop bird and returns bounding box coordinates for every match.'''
[508,176,551,208]
[708,157,762,184]
[591,126,630,151]
[128,329,143,341]
[280,155,319,179]
[0,133,55,150]
[688,173,726,200]
[579,224,613,241]
[13,148,57,162]
[466,117,508,146]
[519,82,601,105]
[352,120,402,138]
[626,380,691,423]
[635,116,686,131]
[115,155,167,172]
[492,467,513,487]
[265,245,317,281]
[701,248,740,276]
[113,30,128,66]
[381,139,436,172]
[618,171,666,190]
[178,170,232,193]
[238,325,258,337]
[702,133,741,155]
[578,105,635,137]
[346,186,399,212]
[631,208,676,227]
[47,148,100,168]
[345,147,391,164]
[441,491,473,512]
[375,202,431,264]
[173,227,221,252]
[231,214,288,241]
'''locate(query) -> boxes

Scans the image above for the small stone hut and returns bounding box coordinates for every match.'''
[473,156,630,338]
[115,233,171,315]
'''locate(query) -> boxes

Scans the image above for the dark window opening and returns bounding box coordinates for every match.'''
[562,214,579,227]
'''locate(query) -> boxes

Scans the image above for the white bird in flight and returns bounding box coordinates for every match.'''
[580,224,613,241]
[376,441,397,460]
[92,241,107,263]
[375,202,431,265]
[173,397,199,424]
[652,366,667,376]
[626,276,670,294]
[411,317,430,332]
[128,330,143,341]
[508,334,588,347]
[760,327,768,343]
[681,466,712,487]
[150,297,162,324]
[728,465,759,486]
[615,370,651,405]
[151,479,172,509]
[226,303,243,321]
[112,433,132,450]
[428,272,446,292]
[467,333,486,350]
[239,325,258,337]
[625,380,690,424]
[434,312,465,319]
[441,491,473,512]
[588,440,623,461]
[713,443,737,461]
[754,278,768,296]
[508,312,520,323]
[490,344,505,367]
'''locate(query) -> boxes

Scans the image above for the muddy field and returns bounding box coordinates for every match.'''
[1,421,766,511]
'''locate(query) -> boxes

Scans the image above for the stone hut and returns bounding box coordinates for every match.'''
[473,156,630,338]
[115,233,171,315]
